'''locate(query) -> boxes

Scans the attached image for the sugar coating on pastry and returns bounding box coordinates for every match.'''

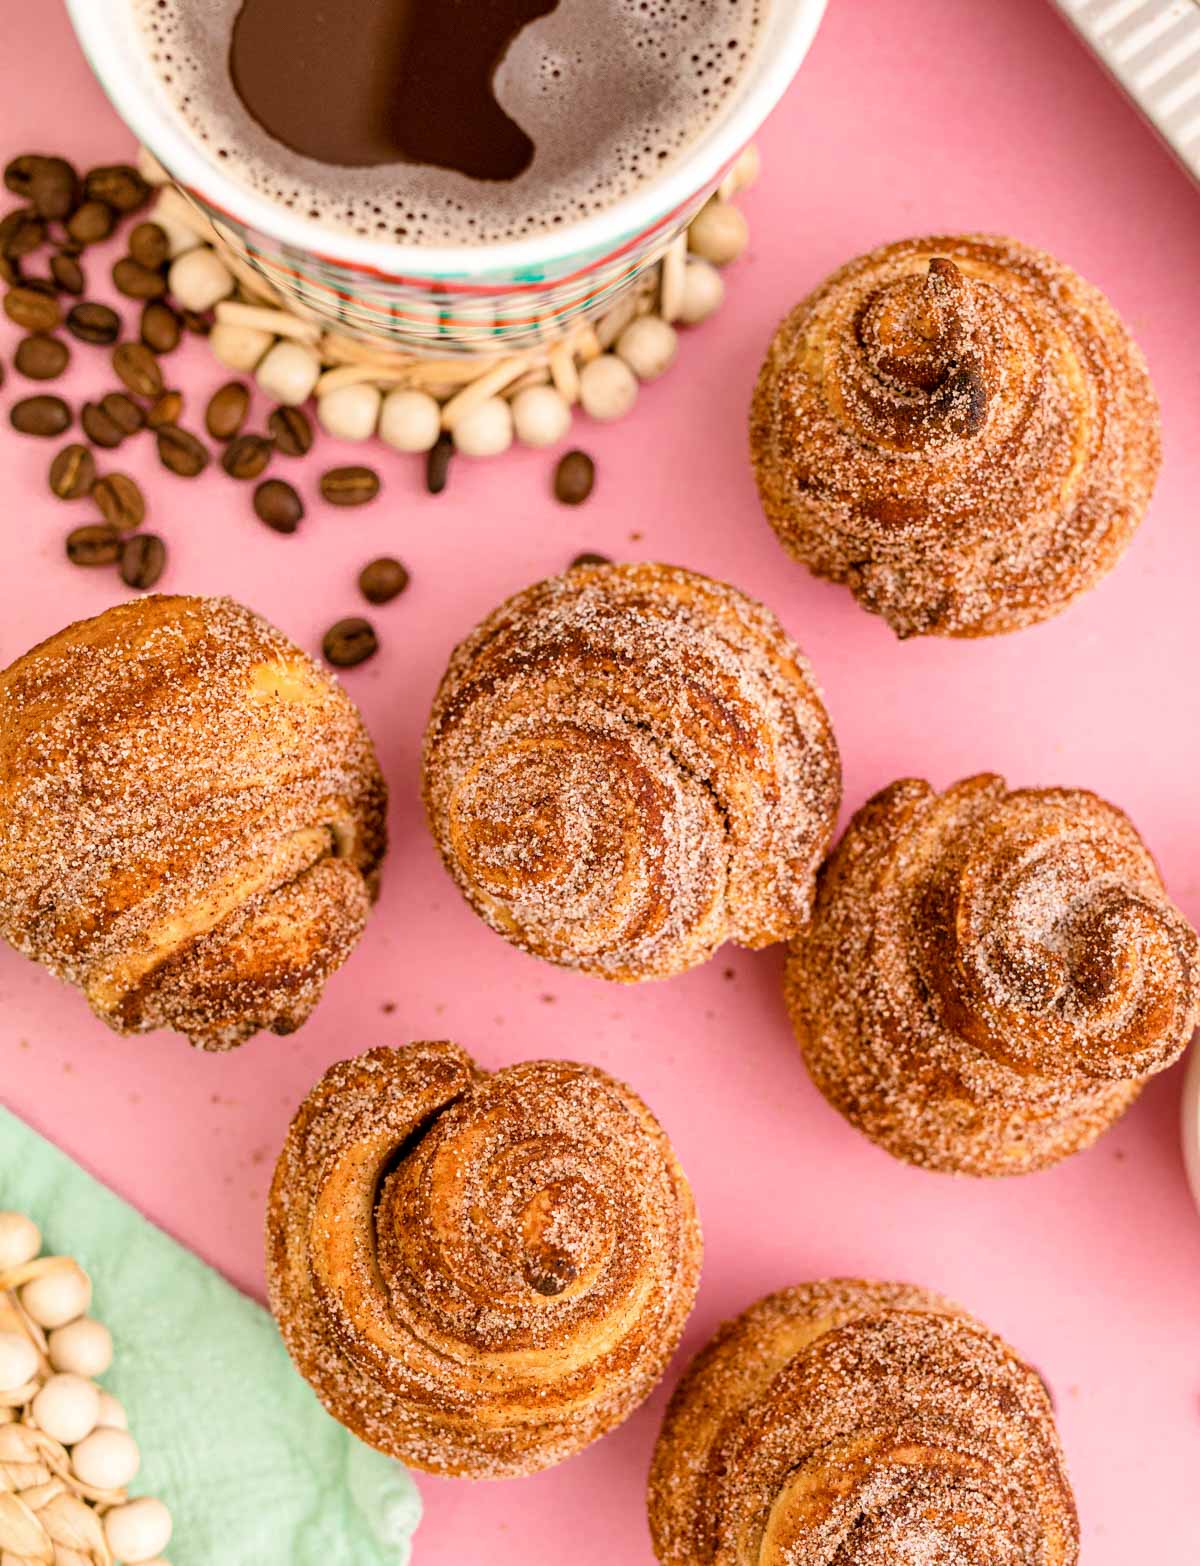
[648,1278,1079,1566]
[422,561,841,981]
[751,233,1160,637]
[266,1040,702,1477]
[0,595,386,1050]
[786,775,1200,1175]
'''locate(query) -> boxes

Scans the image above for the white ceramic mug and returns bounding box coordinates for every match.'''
[65,0,826,353]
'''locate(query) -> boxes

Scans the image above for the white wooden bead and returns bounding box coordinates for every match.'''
[48,1318,113,1378]
[318,382,382,442]
[0,1212,40,1270]
[96,1391,128,1430]
[21,1262,91,1328]
[148,195,201,259]
[677,259,725,325]
[511,385,571,448]
[167,248,234,312]
[256,340,322,407]
[0,1330,38,1393]
[72,1426,141,1490]
[687,201,749,266]
[209,322,273,374]
[615,316,678,381]
[579,354,638,422]
[452,397,513,458]
[104,1499,173,1564]
[31,1373,100,1445]
[379,389,440,453]
[727,144,760,194]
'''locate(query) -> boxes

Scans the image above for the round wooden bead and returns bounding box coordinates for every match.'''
[687,200,749,266]
[579,354,638,422]
[317,383,382,442]
[511,385,571,448]
[21,1262,91,1328]
[379,389,441,453]
[104,1498,173,1564]
[0,1211,40,1270]
[452,397,513,457]
[167,248,234,312]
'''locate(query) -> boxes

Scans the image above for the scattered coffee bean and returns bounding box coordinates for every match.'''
[425,433,453,495]
[66,301,120,345]
[140,300,181,354]
[112,340,163,398]
[128,221,169,271]
[83,164,149,214]
[0,254,19,288]
[119,532,166,590]
[3,155,39,199]
[253,478,304,533]
[92,473,145,531]
[206,381,250,441]
[320,465,380,506]
[181,308,212,336]
[156,424,210,477]
[4,285,60,333]
[267,404,313,457]
[146,389,182,429]
[6,156,78,220]
[65,200,115,247]
[49,443,96,500]
[66,522,121,566]
[50,253,85,295]
[100,392,145,437]
[323,617,378,668]
[222,433,272,480]
[0,208,45,260]
[113,256,167,300]
[569,551,611,568]
[14,334,69,381]
[554,449,595,505]
[11,394,71,437]
[358,557,409,604]
[81,400,127,449]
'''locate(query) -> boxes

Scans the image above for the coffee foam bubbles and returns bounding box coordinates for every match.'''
[132,0,763,246]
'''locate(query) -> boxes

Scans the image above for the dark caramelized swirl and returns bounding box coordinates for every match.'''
[751,234,1160,637]
[422,562,841,981]
[267,1041,701,1477]
[786,775,1200,1175]
[649,1280,1079,1566]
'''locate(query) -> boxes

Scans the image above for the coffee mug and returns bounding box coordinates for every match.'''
[65,0,827,354]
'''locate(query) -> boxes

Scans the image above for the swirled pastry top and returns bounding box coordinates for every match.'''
[266,1041,701,1477]
[751,234,1160,637]
[0,595,386,1049]
[422,562,841,981]
[648,1279,1078,1566]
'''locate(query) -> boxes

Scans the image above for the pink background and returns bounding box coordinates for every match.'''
[2,0,1198,1560]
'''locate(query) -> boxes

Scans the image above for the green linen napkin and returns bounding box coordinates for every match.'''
[0,1106,421,1566]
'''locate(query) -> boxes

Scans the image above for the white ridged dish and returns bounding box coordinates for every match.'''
[1053,0,1200,182]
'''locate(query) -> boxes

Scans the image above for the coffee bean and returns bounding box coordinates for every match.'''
[206,381,250,441]
[112,256,167,300]
[66,522,120,566]
[119,532,166,590]
[569,551,611,569]
[14,334,69,381]
[320,465,380,506]
[253,478,304,533]
[65,200,115,247]
[83,164,149,214]
[221,433,273,480]
[181,309,212,336]
[0,209,45,260]
[267,404,313,456]
[359,557,409,604]
[4,155,40,199]
[49,444,96,500]
[5,285,61,333]
[0,254,19,288]
[66,301,120,345]
[128,222,169,271]
[93,473,146,531]
[11,395,71,437]
[81,400,127,449]
[101,392,145,437]
[156,424,210,477]
[113,341,163,398]
[140,300,181,354]
[146,390,182,429]
[6,156,78,220]
[554,450,595,505]
[50,253,85,295]
[322,618,378,668]
[425,433,453,495]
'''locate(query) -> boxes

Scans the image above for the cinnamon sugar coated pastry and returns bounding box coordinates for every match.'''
[0,595,386,1050]
[422,562,841,980]
[266,1041,701,1477]
[648,1279,1079,1566]
[786,775,1200,1175]
[751,234,1160,637]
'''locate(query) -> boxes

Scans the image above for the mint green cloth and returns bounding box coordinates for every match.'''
[0,1107,421,1566]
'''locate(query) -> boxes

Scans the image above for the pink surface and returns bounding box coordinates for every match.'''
[1,1,1198,1560]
